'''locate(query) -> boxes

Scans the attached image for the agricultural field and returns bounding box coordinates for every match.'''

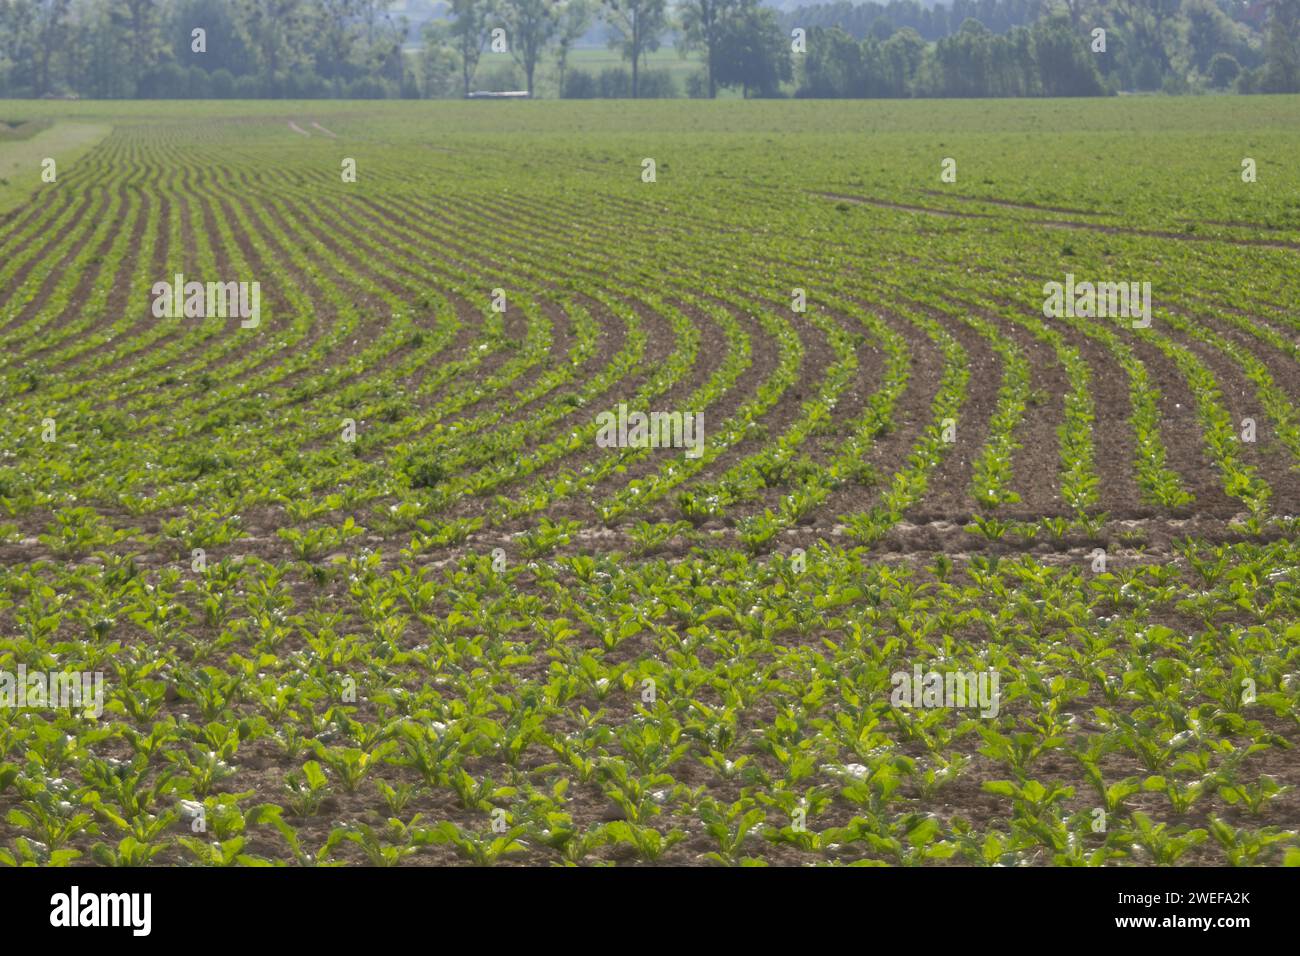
[0,97,1298,868]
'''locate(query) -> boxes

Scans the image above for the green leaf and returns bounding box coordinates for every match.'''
[981,780,1018,798]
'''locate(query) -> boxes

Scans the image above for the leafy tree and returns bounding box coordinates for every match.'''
[602,0,667,98]
[67,0,132,98]
[233,0,310,94]
[1112,0,1180,90]
[36,0,74,95]
[421,20,461,98]
[554,0,594,96]
[1032,12,1103,95]
[801,25,863,97]
[449,0,495,96]
[1050,0,1095,28]
[168,0,252,76]
[313,0,364,82]
[499,0,560,96]
[713,2,790,97]
[0,1,33,94]
[1183,0,1243,74]
[368,14,409,90]
[931,18,997,97]
[678,0,739,99]
[111,0,167,92]
[1260,0,1300,93]
[28,0,75,95]
[881,26,925,96]
[357,0,392,47]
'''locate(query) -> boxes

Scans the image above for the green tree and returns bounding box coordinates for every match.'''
[23,0,74,95]
[169,0,252,76]
[450,0,494,96]
[1183,0,1243,75]
[1032,12,1103,96]
[0,1,32,94]
[713,2,789,97]
[932,18,995,97]
[364,10,408,89]
[421,20,461,97]
[233,0,309,94]
[500,0,560,96]
[111,0,167,93]
[801,25,862,97]
[68,0,132,98]
[1112,0,1180,90]
[1054,0,1093,28]
[678,0,739,99]
[602,0,666,98]
[1260,0,1300,93]
[881,26,925,97]
[554,0,593,96]
[357,0,390,46]
[313,0,364,82]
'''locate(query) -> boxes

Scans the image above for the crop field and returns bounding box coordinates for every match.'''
[0,97,1298,868]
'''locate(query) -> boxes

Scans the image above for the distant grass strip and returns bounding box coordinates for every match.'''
[0,121,111,214]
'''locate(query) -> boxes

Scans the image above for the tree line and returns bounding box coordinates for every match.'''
[779,0,1045,41]
[0,0,791,99]
[789,0,1300,96]
[0,0,1296,99]
[426,0,790,99]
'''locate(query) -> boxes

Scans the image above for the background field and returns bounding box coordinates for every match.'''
[0,97,1298,866]
[457,46,718,99]
[0,120,110,215]
[552,47,729,97]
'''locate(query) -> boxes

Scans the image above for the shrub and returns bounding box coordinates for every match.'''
[637,69,679,99]
[210,69,235,98]
[233,74,262,98]
[599,68,631,98]
[563,69,598,99]
[347,76,392,99]
[139,63,189,98]
[188,66,211,98]
[475,63,525,93]
[284,71,328,98]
